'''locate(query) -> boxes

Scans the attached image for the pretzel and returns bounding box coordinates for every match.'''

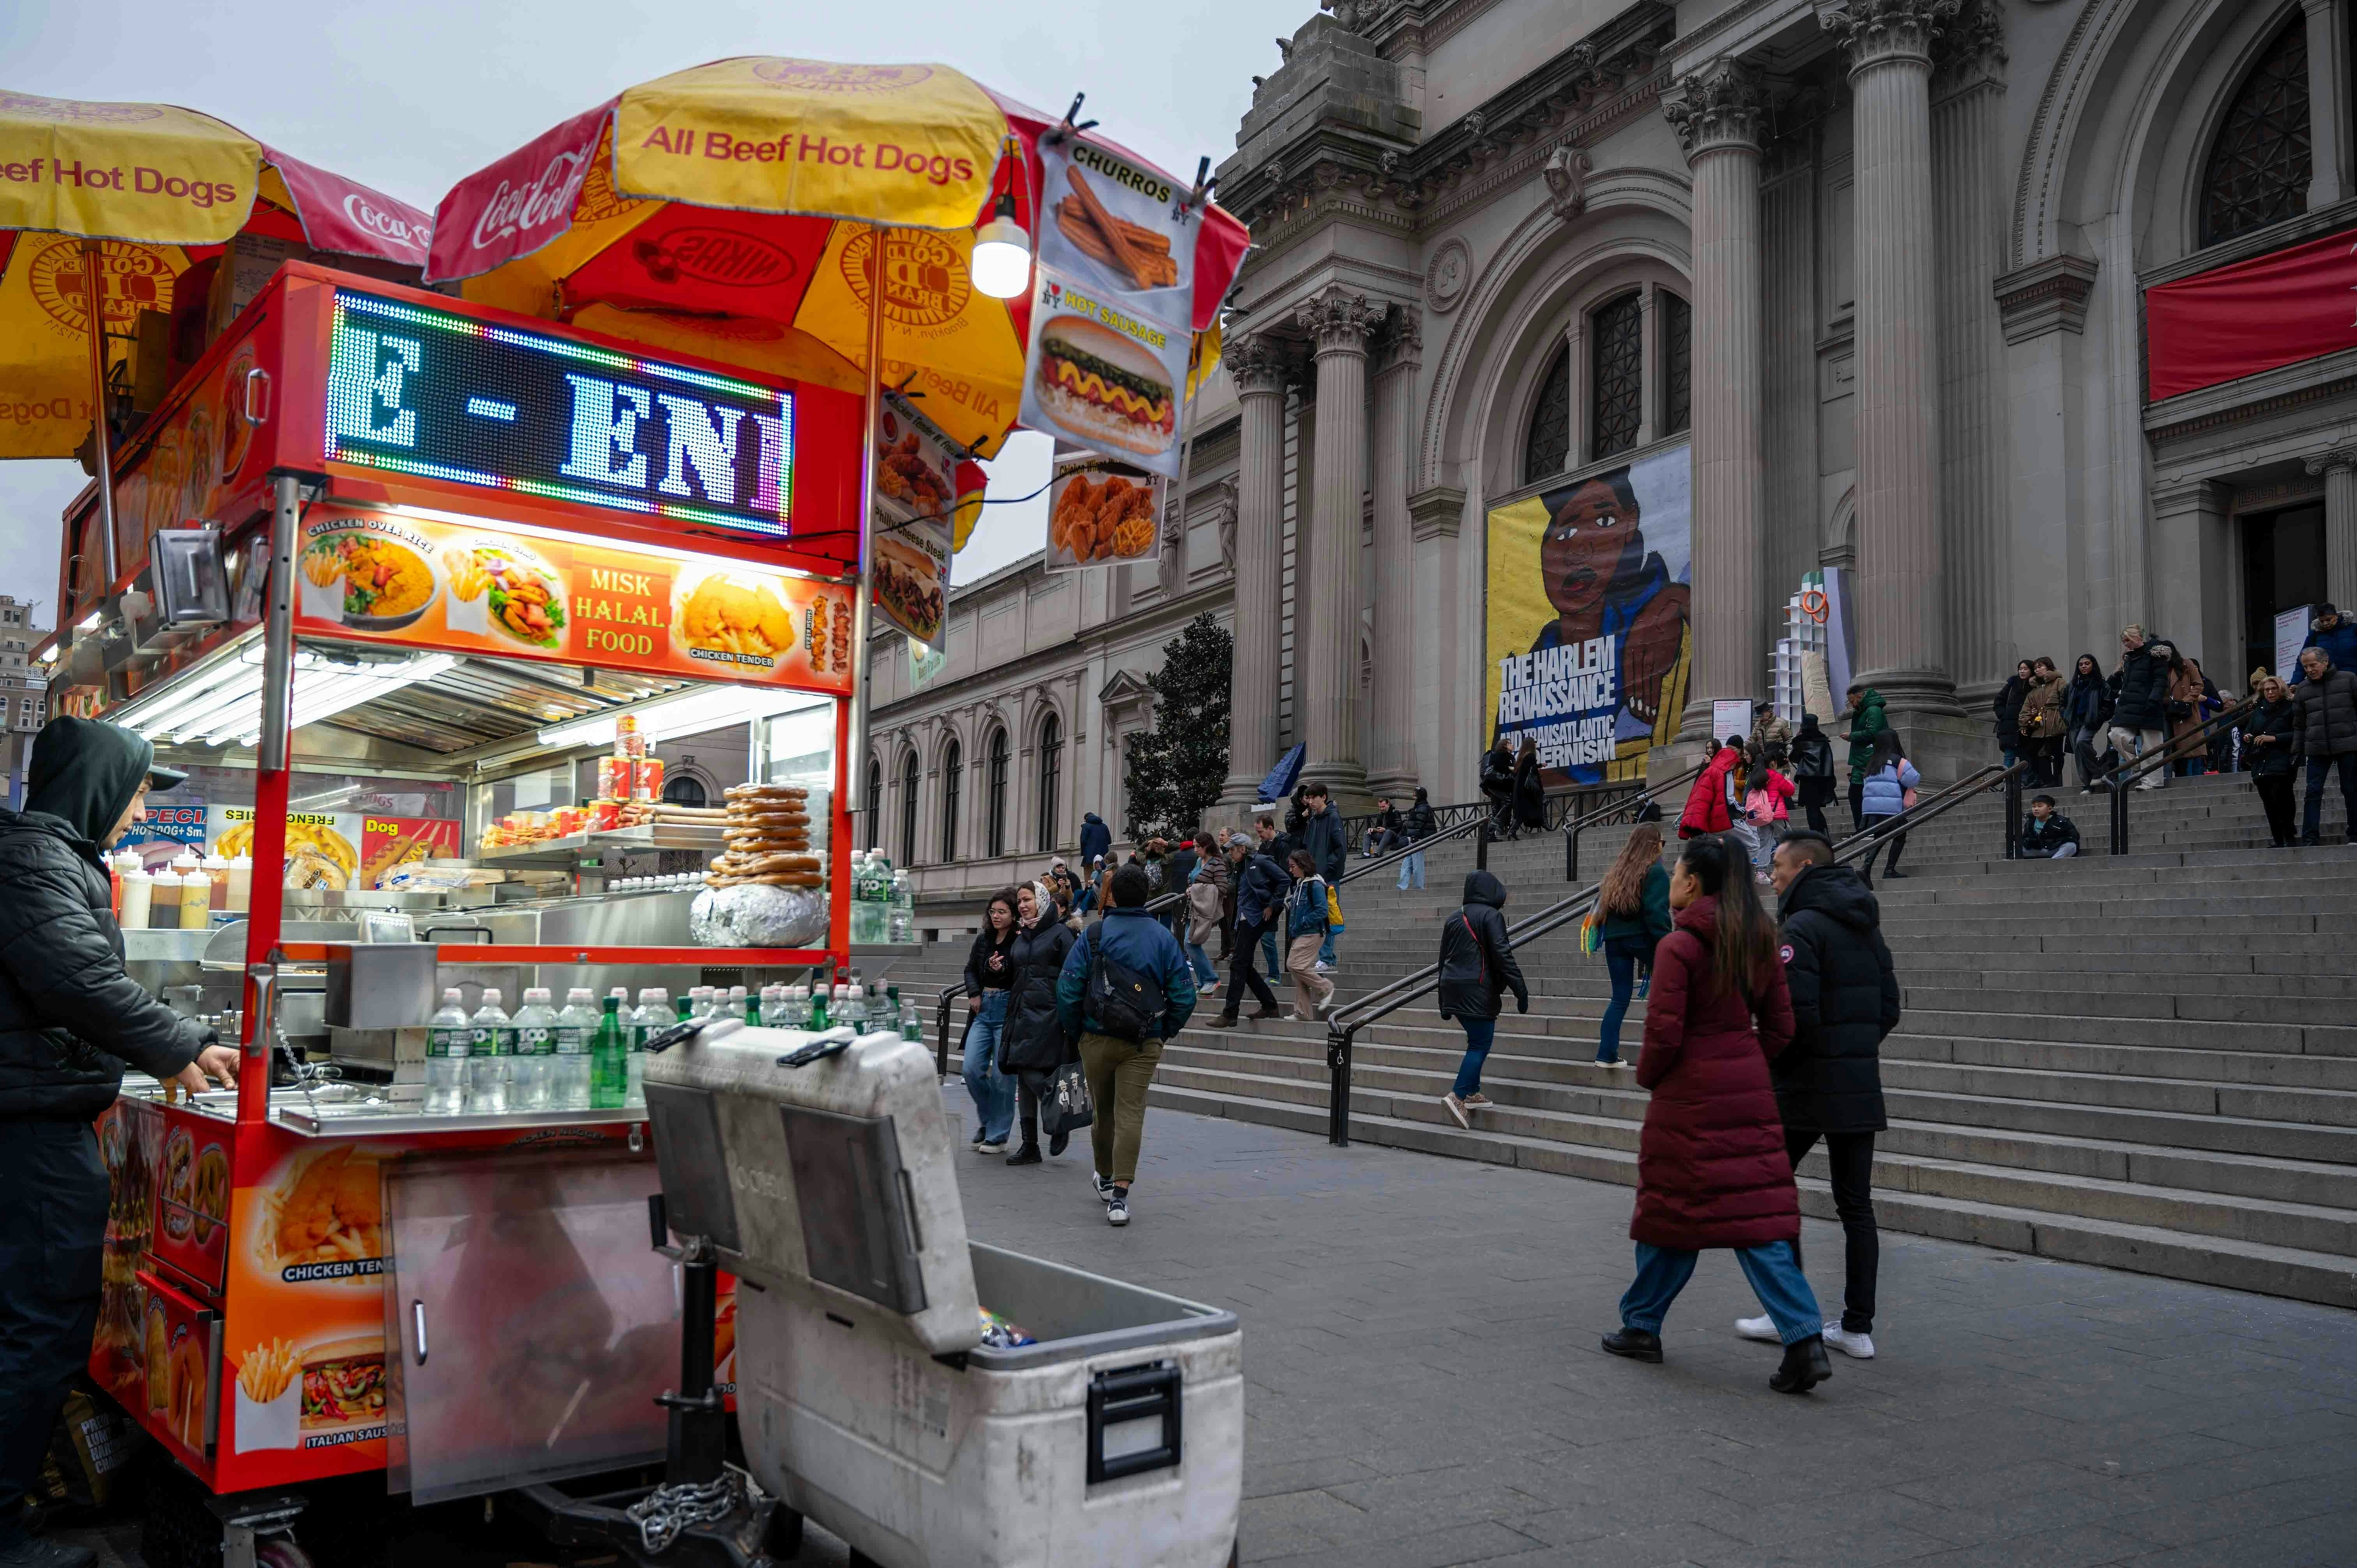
[703,871,825,889]
[724,783,809,802]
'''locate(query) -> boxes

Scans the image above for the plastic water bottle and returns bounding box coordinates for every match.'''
[553,988,598,1111]
[632,989,667,1108]
[781,984,804,1028]
[890,871,915,944]
[808,983,829,1032]
[843,983,870,1032]
[687,986,712,1021]
[465,989,513,1116]
[830,984,849,1028]
[511,988,557,1111]
[726,984,750,1022]
[590,992,627,1110]
[611,987,645,1107]
[880,984,903,1043]
[426,989,469,1115]
[901,987,924,1047]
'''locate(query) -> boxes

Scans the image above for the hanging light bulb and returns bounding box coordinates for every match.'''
[971,187,1032,300]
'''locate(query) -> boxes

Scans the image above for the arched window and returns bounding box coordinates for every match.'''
[1661,292,1692,438]
[985,727,1010,859]
[1589,291,1644,459]
[2202,16,2311,247]
[1035,713,1063,853]
[863,759,881,851]
[1522,345,1573,484]
[940,736,963,863]
[661,774,707,808]
[898,750,919,867]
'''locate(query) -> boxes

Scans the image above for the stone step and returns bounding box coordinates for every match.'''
[1142,1082,2357,1308]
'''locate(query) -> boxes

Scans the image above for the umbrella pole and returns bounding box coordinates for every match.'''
[80,240,122,598]
[844,224,885,866]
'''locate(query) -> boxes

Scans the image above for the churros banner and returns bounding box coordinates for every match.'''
[1036,132,1197,328]
[1044,452,1163,573]
[1485,444,1694,787]
[291,506,855,694]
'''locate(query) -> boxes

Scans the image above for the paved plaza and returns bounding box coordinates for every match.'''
[954,1097,2357,1568]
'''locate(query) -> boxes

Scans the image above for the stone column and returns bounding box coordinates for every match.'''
[1367,307,1422,800]
[1218,335,1293,809]
[1663,58,1768,731]
[1295,285,1385,807]
[2305,0,2354,208]
[1822,0,1968,759]
[2150,480,2235,676]
[2306,447,2357,614]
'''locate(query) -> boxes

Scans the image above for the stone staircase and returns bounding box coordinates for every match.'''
[919,775,2357,1309]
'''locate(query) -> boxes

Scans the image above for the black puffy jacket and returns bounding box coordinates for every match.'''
[2240,697,2301,777]
[1992,675,2028,749]
[997,916,1076,1076]
[1435,871,1528,1022]
[1,721,209,1121]
[1771,863,1898,1134]
[2292,667,2357,757]
[2111,638,2173,732]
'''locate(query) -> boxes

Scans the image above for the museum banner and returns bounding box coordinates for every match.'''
[2146,224,2357,401]
[1485,443,1693,787]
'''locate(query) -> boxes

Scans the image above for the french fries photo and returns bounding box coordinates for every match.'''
[239,1337,299,1404]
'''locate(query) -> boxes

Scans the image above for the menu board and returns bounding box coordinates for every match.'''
[210,807,363,890]
[120,801,211,872]
[360,816,462,887]
[292,506,854,694]
[871,396,952,655]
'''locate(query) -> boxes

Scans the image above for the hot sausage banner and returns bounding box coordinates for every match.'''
[1485,443,1693,787]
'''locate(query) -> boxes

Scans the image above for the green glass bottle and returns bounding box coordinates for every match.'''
[590,993,627,1109]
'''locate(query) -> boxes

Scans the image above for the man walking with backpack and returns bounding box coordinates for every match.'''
[1056,863,1196,1227]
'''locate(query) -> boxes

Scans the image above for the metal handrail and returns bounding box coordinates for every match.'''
[1316,756,2023,1146]
[1563,761,1705,883]
[2102,697,2255,855]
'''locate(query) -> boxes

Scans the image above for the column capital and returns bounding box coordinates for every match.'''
[1373,304,1423,376]
[2304,445,2357,479]
[1296,284,1386,357]
[1816,0,1961,74]
[1226,331,1297,397]
[1663,57,1767,161]
[1408,485,1465,542]
[1993,253,2097,344]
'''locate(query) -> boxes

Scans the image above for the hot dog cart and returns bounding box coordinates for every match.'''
[46,259,897,1563]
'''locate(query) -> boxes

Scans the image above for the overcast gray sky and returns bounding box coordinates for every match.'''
[0,0,1290,615]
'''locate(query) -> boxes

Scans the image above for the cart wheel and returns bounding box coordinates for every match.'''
[763,1506,804,1560]
[256,1538,316,1568]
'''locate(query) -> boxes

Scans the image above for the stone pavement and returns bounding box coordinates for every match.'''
[950,1093,2357,1568]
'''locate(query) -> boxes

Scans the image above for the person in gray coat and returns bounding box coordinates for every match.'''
[2293,646,2357,845]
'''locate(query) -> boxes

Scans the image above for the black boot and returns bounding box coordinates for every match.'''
[1005,1142,1042,1165]
[1769,1334,1833,1394]
[1048,1127,1070,1157]
[1600,1327,1663,1363]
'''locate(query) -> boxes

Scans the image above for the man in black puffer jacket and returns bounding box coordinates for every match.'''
[1,719,240,1568]
[1751,831,1899,1364]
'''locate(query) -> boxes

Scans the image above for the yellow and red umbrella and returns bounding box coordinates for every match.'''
[424,57,1247,460]
[0,88,431,464]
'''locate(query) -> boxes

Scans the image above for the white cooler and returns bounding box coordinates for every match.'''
[644,1026,1243,1568]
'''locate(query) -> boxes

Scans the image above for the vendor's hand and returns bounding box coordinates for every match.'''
[177,1044,240,1095]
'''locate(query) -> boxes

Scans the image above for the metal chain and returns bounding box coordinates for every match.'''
[625,1471,743,1557]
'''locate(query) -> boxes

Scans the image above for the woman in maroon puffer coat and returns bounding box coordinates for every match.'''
[1601,832,1833,1393]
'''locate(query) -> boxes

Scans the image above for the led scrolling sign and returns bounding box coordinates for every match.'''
[323,289,797,538]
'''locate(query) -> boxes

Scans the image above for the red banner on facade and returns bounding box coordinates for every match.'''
[2147,225,2357,401]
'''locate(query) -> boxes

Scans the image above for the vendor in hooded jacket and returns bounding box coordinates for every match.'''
[0,718,239,1568]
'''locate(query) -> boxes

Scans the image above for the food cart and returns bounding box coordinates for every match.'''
[47,257,886,1564]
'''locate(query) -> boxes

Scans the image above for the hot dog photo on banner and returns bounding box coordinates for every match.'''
[1019,272,1189,478]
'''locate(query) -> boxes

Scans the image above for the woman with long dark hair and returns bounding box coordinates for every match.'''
[959,888,1023,1151]
[2066,653,2113,789]
[1593,823,1670,1067]
[997,882,1079,1165]
[1855,730,1919,886]
[1601,834,1831,1393]
[1509,735,1546,839]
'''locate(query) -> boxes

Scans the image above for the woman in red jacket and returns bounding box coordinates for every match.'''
[1677,738,1743,839]
[1601,832,1833,1393]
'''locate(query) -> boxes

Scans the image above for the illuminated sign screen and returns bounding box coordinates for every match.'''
[324,288,796,538]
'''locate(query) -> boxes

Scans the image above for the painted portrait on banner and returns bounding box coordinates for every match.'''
[1485,443,1693,786]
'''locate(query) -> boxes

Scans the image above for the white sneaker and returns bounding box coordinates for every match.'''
[1106,1193,1130,1227]
[1822,1324,1876,1360]
[1734,1314,1781,1344]
[1093,1172,1116,1204]
[1313,960,1335,974]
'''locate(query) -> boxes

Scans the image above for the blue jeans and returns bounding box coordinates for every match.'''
[1619,1238,1823,1346]
[1597,934,1650,1063]
[1318,929,1337,966]
[1261,927,1282,980]
[961,991,1014,1142]
[1451,1016,1495,1098]
[1396,849,1424,890]
[1184,940,1216,985]
[2304,752,2357,841]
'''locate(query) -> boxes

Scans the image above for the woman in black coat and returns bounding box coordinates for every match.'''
[1435,869,1529,1127]
[1480,738,1516,834]
[2065,653,2113,789]
[1509,735,1546,837]
[2241,673,2302,848]
[997,883,1079,1164]
[1992,659,2032,770]
[1787,715,1836,835]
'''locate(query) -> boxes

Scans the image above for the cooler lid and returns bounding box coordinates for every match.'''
[645,1027,979,1356]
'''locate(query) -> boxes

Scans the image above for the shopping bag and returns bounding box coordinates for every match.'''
[1325,883,1345,934]
[1041,1059,1094,1137]
[1578,910,1603,956]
